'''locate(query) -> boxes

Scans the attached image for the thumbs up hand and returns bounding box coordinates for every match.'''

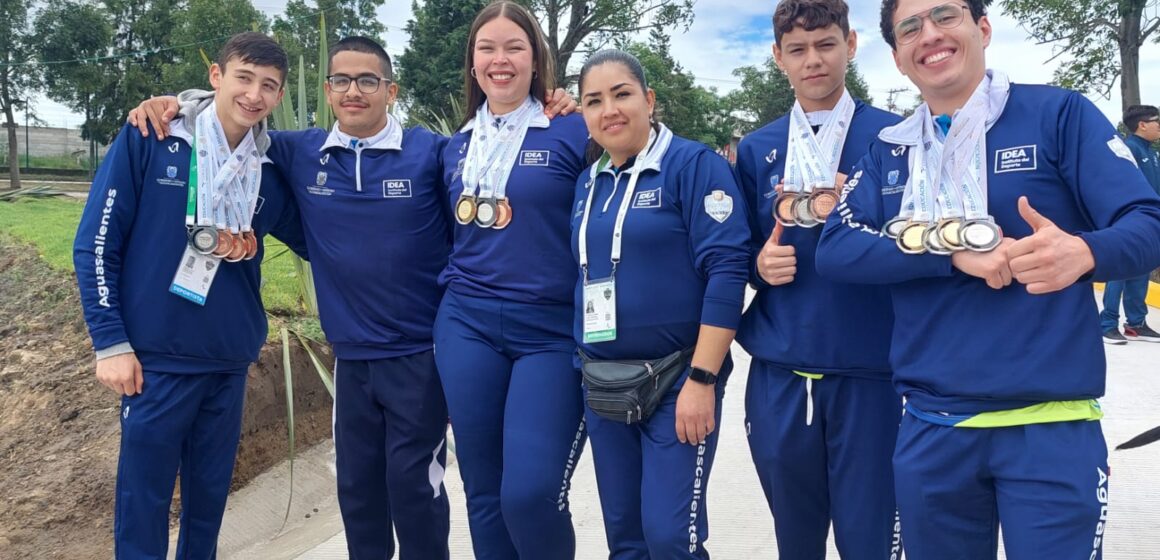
[758,219,797,286]
[1007,196,1096,294]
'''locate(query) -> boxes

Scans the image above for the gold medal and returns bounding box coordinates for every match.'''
[808,189,839,222]
[936,219,963,250]
[493,198,512,230]
[921,224,953,255]
[897,222,928,254]
[774,192,798,227]
[455,195,478,225]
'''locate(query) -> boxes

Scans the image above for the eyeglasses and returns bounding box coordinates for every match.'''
[892,3,971,46]
[326,74,392,94]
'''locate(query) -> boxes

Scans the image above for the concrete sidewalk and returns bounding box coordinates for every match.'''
[205,329,1160,560]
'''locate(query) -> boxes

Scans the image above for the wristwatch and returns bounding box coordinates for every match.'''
[688,366,718,385]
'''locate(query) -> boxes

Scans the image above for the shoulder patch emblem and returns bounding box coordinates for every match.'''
[703,190,733,223]
[1108,136,1138,167]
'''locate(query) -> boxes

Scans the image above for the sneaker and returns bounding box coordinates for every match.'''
[1124,323,1160,343]
[1103,329,1128,345]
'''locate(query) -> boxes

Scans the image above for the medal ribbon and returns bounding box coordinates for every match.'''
[889,70,1011,224]
[461,96,541,200]
[578,125,674,279]
[784,90,855,193]
[194,104,262,233]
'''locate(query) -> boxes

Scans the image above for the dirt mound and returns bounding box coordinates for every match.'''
[0,234,333,558]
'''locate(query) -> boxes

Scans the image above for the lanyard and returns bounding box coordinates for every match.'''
[784,90,854,193]
[578,126,672,281]
[461,97,539,199]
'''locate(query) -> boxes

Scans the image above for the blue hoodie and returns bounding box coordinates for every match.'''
[735,100,901,379]
[571,132,750,360]
[74,120,308,375]
[265,122,451,360]
[816,84,1160,414]
[440,112,589,305]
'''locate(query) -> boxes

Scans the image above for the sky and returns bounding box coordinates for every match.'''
[21,0,1160,128]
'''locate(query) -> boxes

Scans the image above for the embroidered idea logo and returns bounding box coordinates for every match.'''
[994,145,1038,173]
[383,179,413,198]
[632,187,662,209]
[519,150,550,166]
[703,189,733,223]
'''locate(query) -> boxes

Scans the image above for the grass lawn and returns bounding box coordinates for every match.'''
[0,196,319,335]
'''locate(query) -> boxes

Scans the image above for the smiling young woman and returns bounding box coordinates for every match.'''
[433,2,593,559]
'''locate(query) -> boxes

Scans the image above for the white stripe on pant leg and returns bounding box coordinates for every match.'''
[329,360,339,477]
[805,377,815,426]
[428,436,446,499]
[556,418,586,511]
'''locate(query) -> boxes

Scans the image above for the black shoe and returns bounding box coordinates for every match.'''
[1103,328,1128,345]
[1124,323,1160,343]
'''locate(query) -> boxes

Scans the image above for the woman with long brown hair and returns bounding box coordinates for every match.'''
[433,2,590,558]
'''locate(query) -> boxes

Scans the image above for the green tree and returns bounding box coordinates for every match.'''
[624,32,731,149]
[272,0,387,123]
[0,0,40,190]
[522,0,695,86]
[397,0,485,126]
[96,0,182,143]
[161,0,270,93]
[1000,0,1160,111]
[35,1,116,167]
[726,57,873,135]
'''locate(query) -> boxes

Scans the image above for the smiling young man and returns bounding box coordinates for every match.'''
[74,32,308,559]
[815,1,1160,558]
[733,1,904,558]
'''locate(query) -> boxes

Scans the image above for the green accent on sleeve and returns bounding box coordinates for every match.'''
[792,370,825,380]
[186,141,198,220]
[955,400,1103,428]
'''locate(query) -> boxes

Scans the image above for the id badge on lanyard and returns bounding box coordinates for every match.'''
[169,247,221,306]
[583,277,617,343]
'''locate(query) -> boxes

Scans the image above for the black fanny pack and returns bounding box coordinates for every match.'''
[579,348,694,424]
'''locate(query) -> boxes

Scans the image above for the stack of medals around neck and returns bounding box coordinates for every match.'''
[773,93,854,229]
[186,104,262,262]
[455,97,540,231]
[884,99,1001,256]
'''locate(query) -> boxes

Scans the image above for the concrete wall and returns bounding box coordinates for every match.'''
[0,125,109,161]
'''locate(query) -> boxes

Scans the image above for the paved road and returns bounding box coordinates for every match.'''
[211,306,1160,559]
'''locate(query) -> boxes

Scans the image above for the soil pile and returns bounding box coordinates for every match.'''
[0,234,333,558]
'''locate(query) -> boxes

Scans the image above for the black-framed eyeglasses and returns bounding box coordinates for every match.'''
[892,3,971,46]
[326,74,392,94]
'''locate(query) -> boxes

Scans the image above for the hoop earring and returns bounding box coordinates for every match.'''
[470,68,477,78]
[533,70,538,79]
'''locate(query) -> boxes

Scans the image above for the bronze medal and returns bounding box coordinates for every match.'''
[774,192,799,227]
[242,230,258,261]
[808,189,839,222]
[212,229,234,258]
[493,198,512,230]
[225,231,247,262]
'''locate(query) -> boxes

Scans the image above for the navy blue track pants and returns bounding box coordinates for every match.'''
[433,290,586,560]
[114,370,246,560]
[744,360,902,559]
[333,351,450,559]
